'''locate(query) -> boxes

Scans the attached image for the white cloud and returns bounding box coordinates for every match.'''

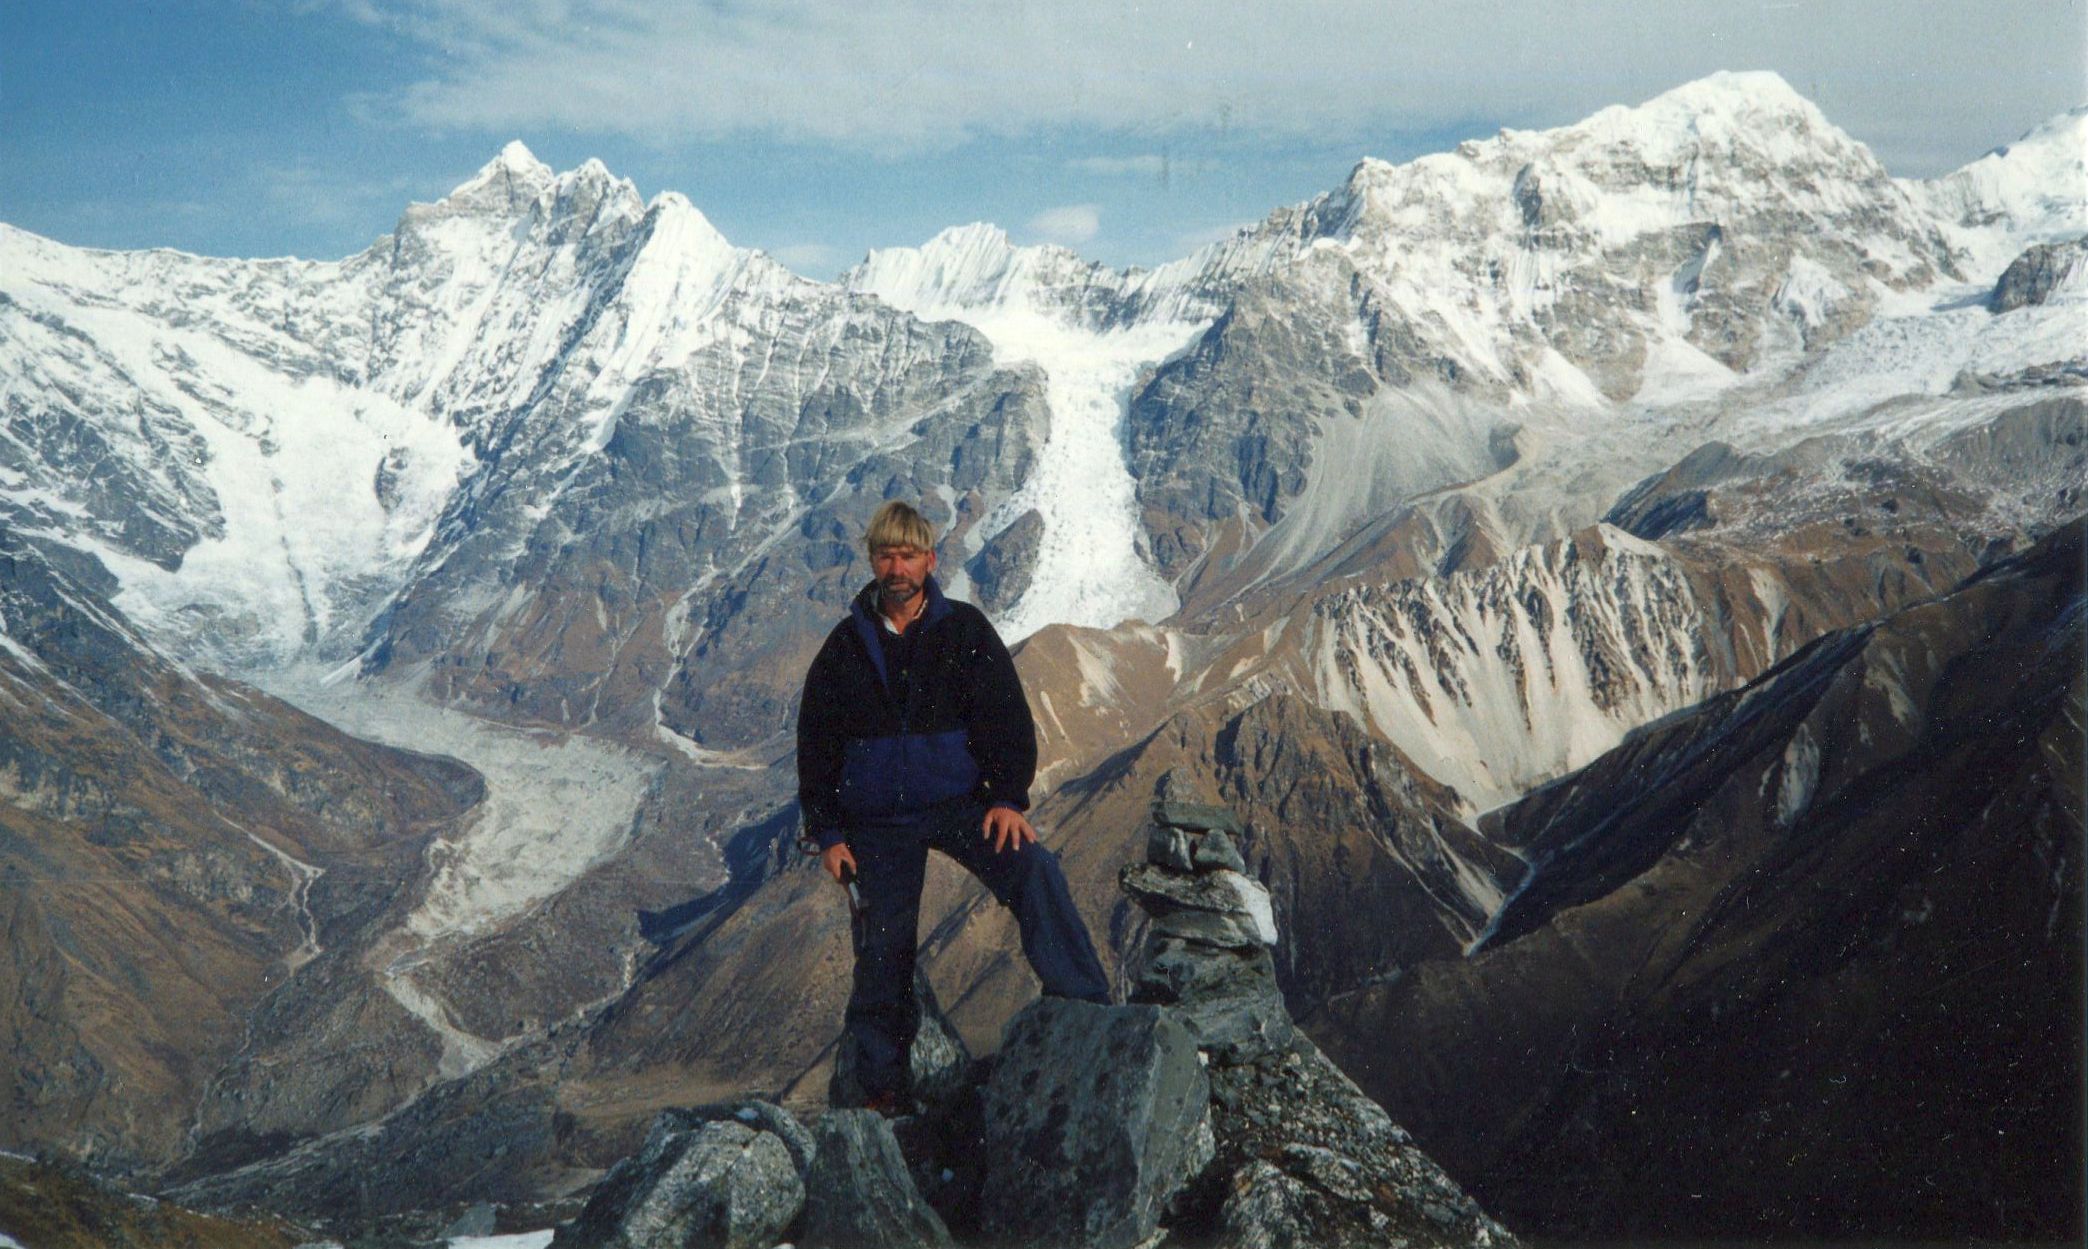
[1027,204,1101,246]
[334,1,2082,175]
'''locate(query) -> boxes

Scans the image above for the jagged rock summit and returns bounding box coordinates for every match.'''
[556,801,1514,1249]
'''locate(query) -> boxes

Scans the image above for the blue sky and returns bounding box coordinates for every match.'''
[4,1,2082,276]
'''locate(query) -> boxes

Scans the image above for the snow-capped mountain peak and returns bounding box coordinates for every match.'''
[399,144,647,249]
[486,138,553,181]
[644,190,737,261]
[849,221,1096,319]
[431,139,558,217]
[1321,69,1893,249]
[1143,65,1956,437]
[548,157,645,218]
[1922,104,2088,239]
[1606,69,1832,137]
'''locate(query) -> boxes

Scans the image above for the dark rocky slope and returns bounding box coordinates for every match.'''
[1310,517,2085,1242]
[0,1153,308,1249]
[159,700,1512,1235]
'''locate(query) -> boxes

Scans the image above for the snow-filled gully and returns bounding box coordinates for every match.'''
[899,305,1201,640]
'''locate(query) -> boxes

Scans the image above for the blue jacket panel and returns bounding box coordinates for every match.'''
[837,728,980,820]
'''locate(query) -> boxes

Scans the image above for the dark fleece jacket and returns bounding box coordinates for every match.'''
[796,576,1036,851]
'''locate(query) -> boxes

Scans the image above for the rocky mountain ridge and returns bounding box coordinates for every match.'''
[6,74,2076,684]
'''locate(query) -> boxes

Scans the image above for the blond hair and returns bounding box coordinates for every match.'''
[864,500,936,556]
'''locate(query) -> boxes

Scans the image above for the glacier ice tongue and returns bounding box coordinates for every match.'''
[849,230,1210,638]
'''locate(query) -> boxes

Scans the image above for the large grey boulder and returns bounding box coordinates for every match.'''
[798,1109,952,1249]
[642,1100,817,1179]
[553,1119,804,1249]
[829,965,972,1114]
[975,998,1214,1249]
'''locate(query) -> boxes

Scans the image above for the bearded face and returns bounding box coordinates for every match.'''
[872,543,936,618]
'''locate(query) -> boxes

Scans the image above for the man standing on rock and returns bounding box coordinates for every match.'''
[797,500,1112,1112]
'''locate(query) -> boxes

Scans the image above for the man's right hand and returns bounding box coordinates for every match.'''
[821,842,858,883]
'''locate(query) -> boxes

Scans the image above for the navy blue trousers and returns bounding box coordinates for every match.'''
[844,800,1110,1099]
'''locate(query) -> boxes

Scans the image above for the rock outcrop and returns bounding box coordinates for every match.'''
[553,1117,804,1249]
[549,801,1513,1248]
[1121,803,1514,1249]
[798,1110,952,1249]
[974,999,1213,1249]
[1991,235,2088,310]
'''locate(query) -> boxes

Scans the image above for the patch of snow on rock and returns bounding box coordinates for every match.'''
[1219,870,1280,945]
[1775,724,1821,828]
[449,1233,556,1249]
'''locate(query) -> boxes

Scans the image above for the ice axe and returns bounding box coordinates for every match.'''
[839,860,865,946]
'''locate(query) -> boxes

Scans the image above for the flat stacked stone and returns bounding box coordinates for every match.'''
[1121,801,1295,1064]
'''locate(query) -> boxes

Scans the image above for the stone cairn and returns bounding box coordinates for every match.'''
[1120,800,1294,1064]
[1107,800,1515,1247]
[553,799,1515,1249]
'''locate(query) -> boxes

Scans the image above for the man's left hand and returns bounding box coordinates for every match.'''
[982,805,1038,854]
